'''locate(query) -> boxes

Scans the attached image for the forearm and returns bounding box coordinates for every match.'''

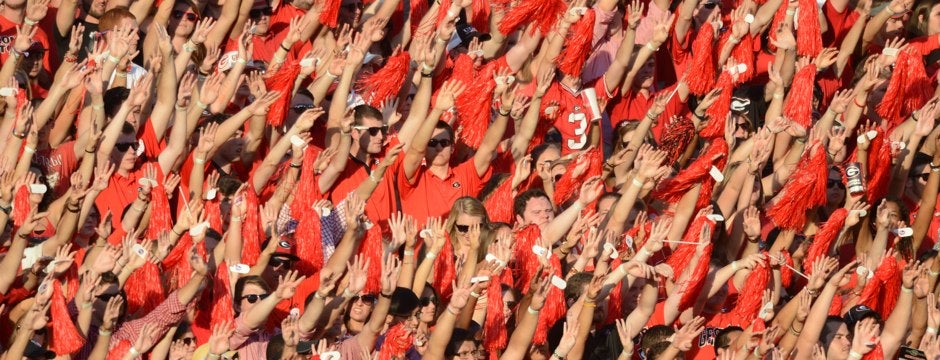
[0,237,27,293]
[209,63,246,113]
[499,310,539,360]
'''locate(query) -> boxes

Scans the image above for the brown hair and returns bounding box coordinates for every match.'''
[445,197,491,259]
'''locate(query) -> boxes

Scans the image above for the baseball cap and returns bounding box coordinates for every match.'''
[844,305,882,329]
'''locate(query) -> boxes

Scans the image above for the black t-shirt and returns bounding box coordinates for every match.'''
[54,19,97,59]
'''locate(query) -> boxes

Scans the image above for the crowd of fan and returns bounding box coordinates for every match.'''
[3,0,940,357]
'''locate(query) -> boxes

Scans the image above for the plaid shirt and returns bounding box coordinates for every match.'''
[109,291,187,349]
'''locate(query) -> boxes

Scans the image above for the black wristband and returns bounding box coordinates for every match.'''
[280,43,291,52]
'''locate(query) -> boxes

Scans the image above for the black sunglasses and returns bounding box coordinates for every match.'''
[269,257,294,268]
[171,10,199,21]
[179,337,196,345]
[115,142,139,153]
[292,104,317,114]
[703,1,718,8]
[420,296,438,307]
[827,179,845,189]
[554,174,563,183]
[912,173,931,181]
[352,294,377,303]
[353,126,387,136]
[249,7,273,18]
[454,224,473,233]
[96,291,125,302]
[428,138,453,148]
[242,293,270,303]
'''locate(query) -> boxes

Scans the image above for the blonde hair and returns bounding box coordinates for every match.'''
[444,197,491,259]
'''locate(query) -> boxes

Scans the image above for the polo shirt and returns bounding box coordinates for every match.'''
[328,155,401,224]
[398,159,492,225]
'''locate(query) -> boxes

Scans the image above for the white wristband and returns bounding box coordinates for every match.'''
[426,252,438,260]
[928,327,938,334]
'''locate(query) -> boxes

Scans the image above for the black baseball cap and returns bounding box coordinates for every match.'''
[844,305,882,329]
[455,22,491,47]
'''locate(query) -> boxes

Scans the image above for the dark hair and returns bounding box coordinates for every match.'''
[445,328,474,357]
[645,341,672,359]
[266,333,288,359]
[597,192,620,208]
[233,276,270,313]
[820,316,847,349]
[714,326,743,354]
[513,189,550,219]
[103,87,130,118]
[563,272,593,304]
[121,122,136,135]
[218,175,244,197]
[435,121,455,141]
[530,143,560,172]
[353,104,383,125]
[639,325,675,351]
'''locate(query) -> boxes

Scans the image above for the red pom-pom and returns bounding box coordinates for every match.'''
[432,233,457,301]
[318,0,340,28]
[483,176,514,223]
[652,140,729,207]
[210,260,234,327]
[685,26,717,96]
[497,0,566,35]
[359,226,386,293]
[665,216,715,310]
[795,0,822,56]
[659,116,696,165]
[378,323,415,360]
[555,9,595,78]
[483,276,508,355]
[766,143,829,230]
[877,49,932,130]
[263,62,302,127]
[454,65,497,149]
[124,261,163,316]
[805,209,847,274]
[241,186,264,266]
[50,280,86,355]
[471,0,491,31]
[782,64,817,129]
[292,147,327,275]
[702,72,734,139]
[356,51,412,108]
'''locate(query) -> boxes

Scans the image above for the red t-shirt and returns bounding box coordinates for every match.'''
[398,159,492,225]
[607,84,689,141]
[33,141,78,198]
[822,1,861,48]
[0,13,55,77]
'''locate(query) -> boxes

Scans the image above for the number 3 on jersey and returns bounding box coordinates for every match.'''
[567,111,588,150]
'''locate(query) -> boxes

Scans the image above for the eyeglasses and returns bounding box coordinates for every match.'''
[420,296,438,307]
[241,293,270,303]
[428,138,453,148]
[171,10,199,21]
[352,294,377,304]
[249,7,273,18]
[352,125,388,136]
[456,350,484,358]
[269,257,294,269]
[292,104,317,114]
[454,224,475,233]
[115,142,140,153]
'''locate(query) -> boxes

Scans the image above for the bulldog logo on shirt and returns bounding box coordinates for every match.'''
[452,181,461,189]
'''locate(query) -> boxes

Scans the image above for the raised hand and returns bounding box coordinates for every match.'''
[209,320,235,355]
[380,254,402,295]
[671,316,706,351]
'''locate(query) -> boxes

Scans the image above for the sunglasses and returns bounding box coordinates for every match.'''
[353,125,388,136]
[115,142,140,153]
[352,294,377,303]
[269,257,294,268]
[420,296,438,307]
[827,179,845,189]
[96,291,124,302]
[292,104,317,114]
[554,174,563,183]
[179,337,196,345]
[703,1,718,8]
[171,10,199,21]
[912,173,931,181]
[455,224,476,233]
[249,7,273,18]
[428,138,453,148]
[242,293,270,303]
